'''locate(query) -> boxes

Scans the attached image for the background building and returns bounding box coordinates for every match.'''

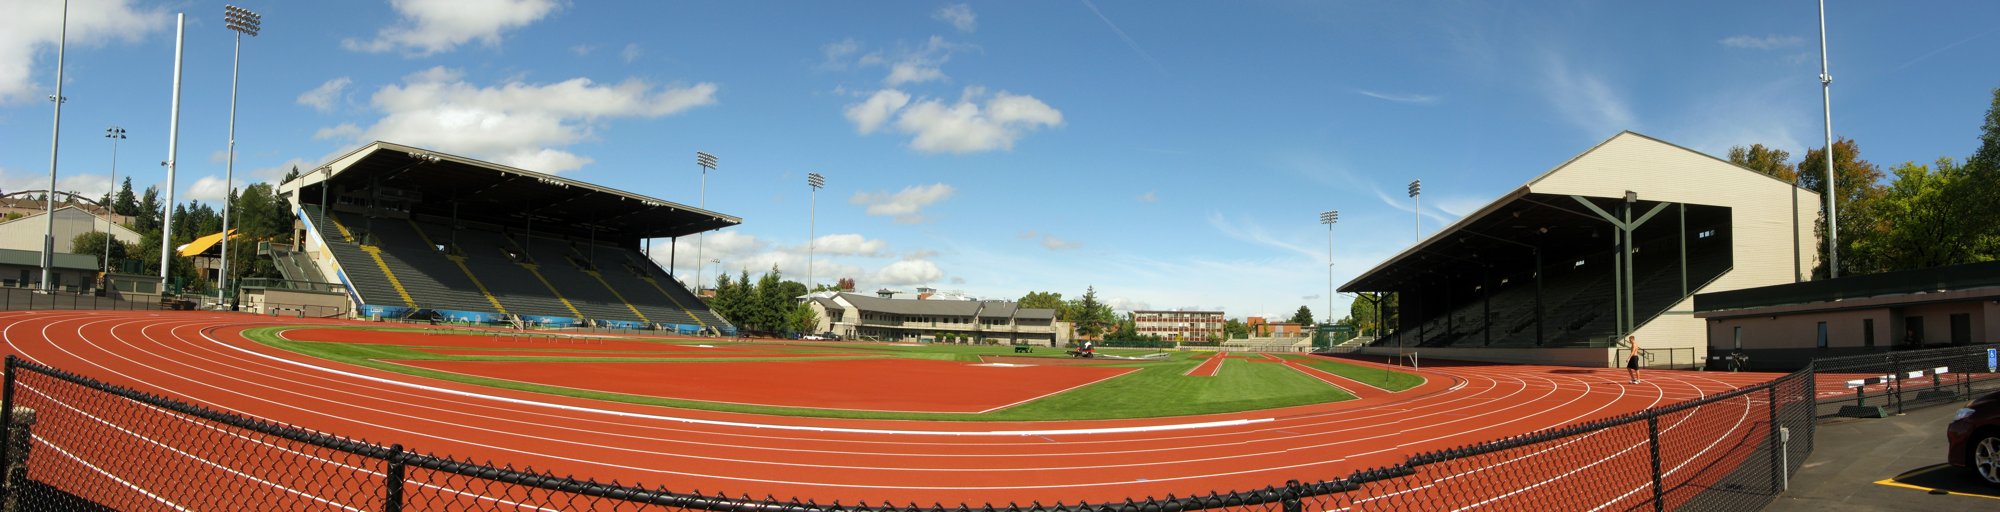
[807,293,1063,345]
[1134,310,1226,341]
[1694,260,2000,369]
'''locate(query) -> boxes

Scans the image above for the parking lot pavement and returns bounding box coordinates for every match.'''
[1765,403,1999,511]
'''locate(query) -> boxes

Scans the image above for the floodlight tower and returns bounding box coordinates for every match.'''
[41,0,70,292]
[1319,209,1338,330]
[1408,179,1422,243]
[695,151,717,289]
[216,4,261,301]
[104,127,127,275]
[807,172,825,290]
[1816,0,1840,278]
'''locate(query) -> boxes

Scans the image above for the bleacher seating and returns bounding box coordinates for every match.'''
[303,207,731,330]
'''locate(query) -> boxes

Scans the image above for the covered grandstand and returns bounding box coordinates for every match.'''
[1339,131,1817,368]
[274,141,738,334]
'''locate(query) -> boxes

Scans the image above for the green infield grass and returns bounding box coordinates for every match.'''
[1273,353,1427,391]
[249,326,1389,421]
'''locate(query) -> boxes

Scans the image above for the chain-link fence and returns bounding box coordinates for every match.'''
[1814,343,2000,418]
[0,287,164,312]
[0,355,1818,511]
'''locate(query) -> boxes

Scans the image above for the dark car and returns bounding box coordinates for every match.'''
[1948,390,2000,486]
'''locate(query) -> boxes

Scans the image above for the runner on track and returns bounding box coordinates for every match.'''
[1625,335,1644,384]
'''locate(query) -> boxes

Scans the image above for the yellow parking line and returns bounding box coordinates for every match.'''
[1873,464,2000,500]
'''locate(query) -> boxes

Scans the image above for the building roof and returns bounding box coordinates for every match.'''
[1134,310,1224,315]
[830,293,1058,319]
[175,229,240,257]
[836,292,983,316]
[279,141,739,241]
[1695,260,2000,315]
[0,248,99,270]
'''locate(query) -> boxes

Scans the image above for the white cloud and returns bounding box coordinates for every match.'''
[934,4,977,33]
[1719,35,1804,50]
[298,77,353,113]
[843,89,911,134]
[807,233,890,257]
[249,158,316,185]
[884,62,946,86]
[186,175,230,203]
[1206,212,1319,260]
[1103,296,1152,313]
[1080,0,1164,74]
[1039,235,1083,251]
[569,44,595,57]
[1137,191,1157,203]
[820,38,861,69]
[1539,53,1634,137]
[875,259,944,286]
[1356,90,1440,105]
[314,123,363,141]
[621,43,642,63]
[343,0,561,56]
[0,0,164,104]
[851,183,955,224]
[329,66,718,174]
[888,88,1063,154]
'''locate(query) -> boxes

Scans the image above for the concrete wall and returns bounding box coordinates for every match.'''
[0,207,141,253]
[1704,299,2000,370]
[246,288,350,318]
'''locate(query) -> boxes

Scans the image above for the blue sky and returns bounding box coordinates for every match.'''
[3,0,1998,320]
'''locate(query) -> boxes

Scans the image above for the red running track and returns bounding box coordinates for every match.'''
[0,311,1786,507]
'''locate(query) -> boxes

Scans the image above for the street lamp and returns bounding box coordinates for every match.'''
[1319,209,1337,331]
[1408,179,1422,243]
[104,127,126,278]
[41,0,70,292]
[807,172,824,290]
[216,4,260,302]
[694,151,717,288]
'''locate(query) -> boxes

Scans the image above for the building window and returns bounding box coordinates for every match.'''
[1732,326,1741,351]
[1815,322,1828,349]
[1698,229,1715,239]
[1862,319,1874,347]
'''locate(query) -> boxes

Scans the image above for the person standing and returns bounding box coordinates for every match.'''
[1626,335,1644,384]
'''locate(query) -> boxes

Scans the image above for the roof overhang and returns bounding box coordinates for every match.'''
[279,141,740,240]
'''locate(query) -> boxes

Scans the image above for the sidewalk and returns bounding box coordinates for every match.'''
[1765,403,1996,511]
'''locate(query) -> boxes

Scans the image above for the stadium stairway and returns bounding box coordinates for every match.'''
[322,213,416,309]
[518,236,641,322]
[451,227,584,320]
[573,248,703,327]
[403,220,510,315]
[616,249,731,328]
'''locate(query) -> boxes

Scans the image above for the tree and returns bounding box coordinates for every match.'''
[1349,293,1398,336]
[1962,87,2000,259]
[784,302,821,335]
[1070,286,1112,339]
[1017,291,1063,310]
[70,232,125,270]
[1727,144,1798,183]
[1855,158,1986,270]
[113,178,138,217]
[1223,318,1248,339]
[1797,138,1888,278]
[837,277,856,292]
[1109,313,1137,340]
[1289,306,1314,325]
[1972,87,2000,173]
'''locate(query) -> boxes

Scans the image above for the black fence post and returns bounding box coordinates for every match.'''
[1648,415,1664,512]
[1891,352,1905,415]
[0,355,14,505]
[384,444,407,512]
[1766,385,1781,494]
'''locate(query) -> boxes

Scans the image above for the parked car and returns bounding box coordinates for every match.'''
[819,332,842,341]
[1948,390,2000,486]
[801,334,825,341]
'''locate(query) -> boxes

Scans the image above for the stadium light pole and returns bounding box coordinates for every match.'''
[41,0,69,292]
[1320,210,1338,331]
[1408,179,1422,243]
[161,14,186,282]
[216,5,260,302]
[695,151,717,290]
[104,127,126,277]
[807,172,825,291]
[1816,0,1840,278]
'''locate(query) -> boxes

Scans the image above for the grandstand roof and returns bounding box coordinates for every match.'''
[1341,131,1816,293]
[281,141,739,240]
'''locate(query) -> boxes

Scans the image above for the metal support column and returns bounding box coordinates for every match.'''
[1679,203,1687,296]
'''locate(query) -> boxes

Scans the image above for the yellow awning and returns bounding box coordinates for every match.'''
[175,229,239,257]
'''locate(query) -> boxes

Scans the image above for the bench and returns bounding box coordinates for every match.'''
[1014,346,1032,353]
